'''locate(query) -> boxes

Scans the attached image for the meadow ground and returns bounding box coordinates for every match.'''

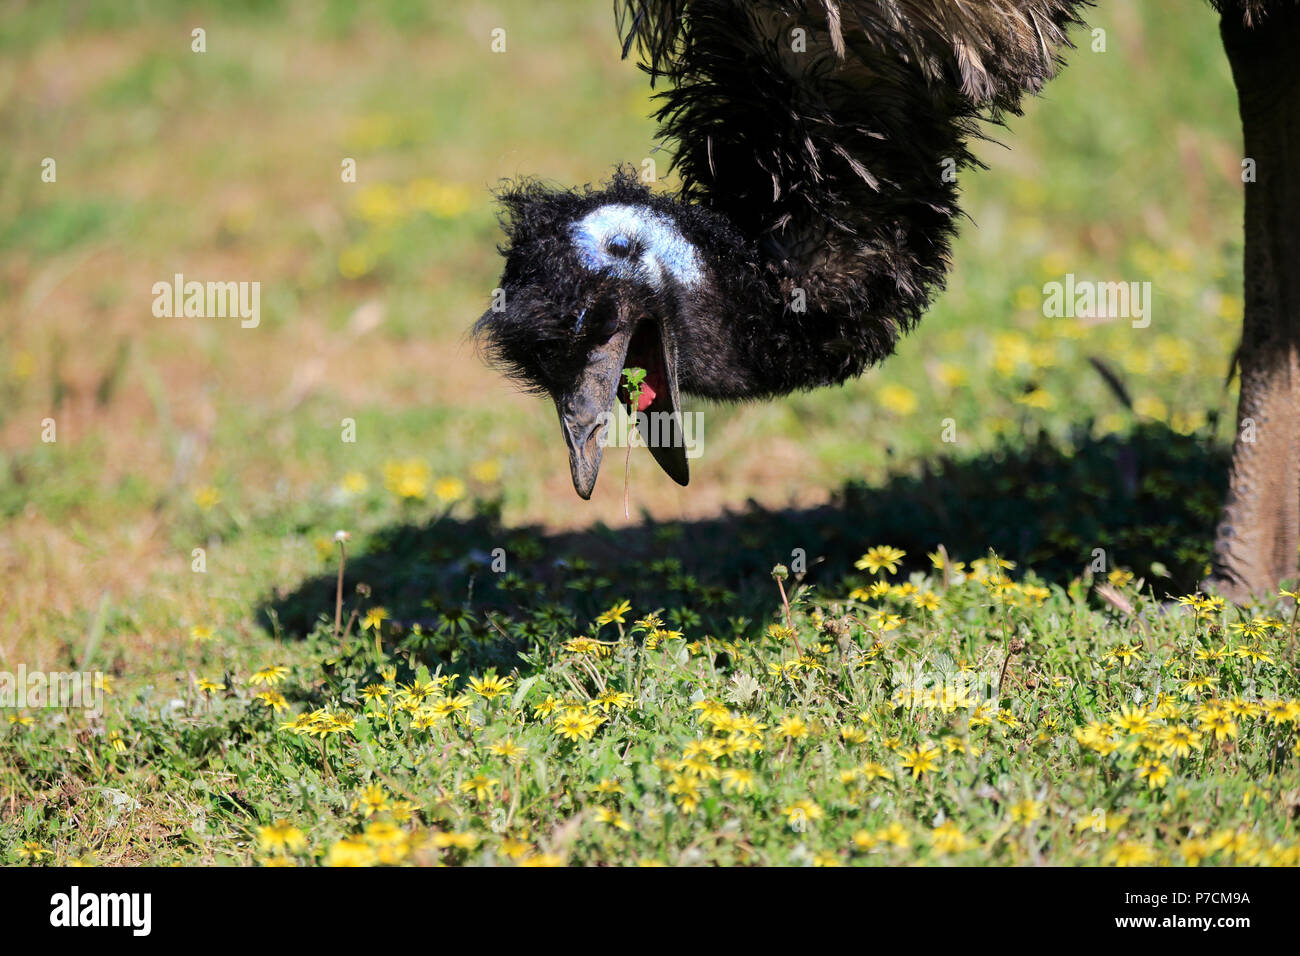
[1,0,1297,866]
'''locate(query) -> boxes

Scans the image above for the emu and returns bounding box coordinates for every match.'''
[475,0,1300,602]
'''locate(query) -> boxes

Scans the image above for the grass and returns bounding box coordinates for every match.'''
[7,547,1300,865]
[1,0,1297,865]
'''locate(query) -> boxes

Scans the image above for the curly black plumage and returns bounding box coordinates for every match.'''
[475,168,770,399]
[478,1,1091,409]
[621,0,1086,379]
[475,1,1099,494]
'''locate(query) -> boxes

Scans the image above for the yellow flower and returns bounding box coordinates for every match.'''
[1182,675,1219,696]
[248,665,289,687]
[870,611,903,631]
[858,761,893,782]
[11,351,34,380]
[325,713,356,736]
[361,607,389,632]
[338,244,373,279]
[1200,711,1238,741]
[1159,725,1203,757]
[499,837,532,860]
[928,550,964,572]
[878,383,918,415]
[356,182,402,223]
[593,807,631,830]
[390,800,418,824]
[1014,387,1053,410]
[562,636,610,656]
[1137,760,1172,790]
[16,842,52,861]
[876,822,911,849]
[192,486,221,511]
[596,600,632,627]
[900,743,941,778]
[780,799,824,828]
[532,696,562,719]
[913,591,941,611]
[428,695,472,722]
[1229,617,1271,639]
[1107,644,1142,665]
[934,362,968,388]
[353,783,390,817]
[1263,699,1297,725]
[593,690,634,712]
[852,829,879,851]
[1107,568,1135,588]
[468,673,513,700]
[257,820,306,854]
[470,459,501,483]
[554,711,604,742]
[1111,704,1154,736]
[383,459,430,500]
[434,477,465,504]
[929,821,971,854]
[1179,838,1212,866]
[775,714,810,740]
[427,831,479,851]
[253,690,289,713]
[460,775,499,801]
[341,471,369,494]
[406,178,471,218]
[677,753,720,779]
[1106,841,1156,866]
[720,768,756,794]
[363,822,410,866]
[488,739,527,763]
[326,837,377,867]
[667,774,703,813]
[855,546,907,575]
[1009,799,1042,824]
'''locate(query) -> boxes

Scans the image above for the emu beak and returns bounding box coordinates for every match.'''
[556,315,689,499]
[635,323,690,489]
[557,323,635,500]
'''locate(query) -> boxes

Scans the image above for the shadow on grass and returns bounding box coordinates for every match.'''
[261,422,1228,672]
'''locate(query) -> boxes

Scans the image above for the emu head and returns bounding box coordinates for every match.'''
[475,172,704,499]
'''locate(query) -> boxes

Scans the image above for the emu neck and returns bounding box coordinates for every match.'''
[678,214,946,402]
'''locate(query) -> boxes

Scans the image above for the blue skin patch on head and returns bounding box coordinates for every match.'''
[569,204,703,292]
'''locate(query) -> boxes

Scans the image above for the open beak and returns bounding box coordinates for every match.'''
[555,310,689,499]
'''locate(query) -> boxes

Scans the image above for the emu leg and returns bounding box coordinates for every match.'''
[1209,7,1300,602]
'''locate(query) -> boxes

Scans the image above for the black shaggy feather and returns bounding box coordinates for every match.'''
[477,168,768,399]
[1211,0,1300,27]
[616,0,1087,395]
[477,0,1088,410]
[478,1,1300,409]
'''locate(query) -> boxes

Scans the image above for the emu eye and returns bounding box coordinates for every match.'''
[606,234,632,258]
[596,307,620,341]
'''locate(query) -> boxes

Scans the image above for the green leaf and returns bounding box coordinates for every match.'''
[511,675,540,711]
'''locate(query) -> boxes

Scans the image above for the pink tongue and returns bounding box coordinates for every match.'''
[636,381,657,412]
